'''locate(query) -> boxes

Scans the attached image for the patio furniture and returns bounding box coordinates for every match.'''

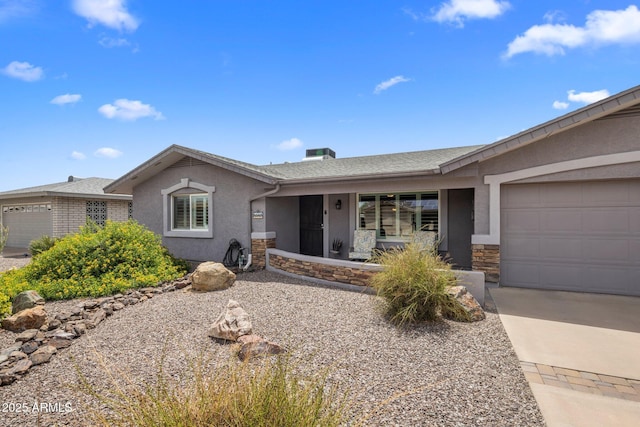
[348,229,377,260]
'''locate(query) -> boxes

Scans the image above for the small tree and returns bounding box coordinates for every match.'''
[0,225,8,255]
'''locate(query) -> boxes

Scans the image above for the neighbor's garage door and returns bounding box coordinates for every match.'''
[501,180,640,296]
[1,204,53,248]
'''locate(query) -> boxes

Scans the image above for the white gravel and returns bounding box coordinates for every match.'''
[0,256,544,426]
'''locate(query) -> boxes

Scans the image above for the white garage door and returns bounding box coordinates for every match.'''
[501,180,640,296]
[2,203,53,248]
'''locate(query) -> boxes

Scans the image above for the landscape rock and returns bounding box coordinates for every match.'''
[84,308,106,329]
[446,285,486,322]
[29,345,57,365]
[7,358,32,375]
[1,306,47,332]
[237,334,265,345]
[237,341,286,361]
[20,341,39,355]
[208,300,252,341]
[11,290,45,314]
[15,329,39,342]
[192,262,236,292]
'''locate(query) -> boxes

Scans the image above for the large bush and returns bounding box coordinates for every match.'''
[370,243,469,325]
[0,220,187,318]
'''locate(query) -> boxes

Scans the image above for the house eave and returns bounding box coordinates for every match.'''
[105,144,278,195]
[278,168,442,185]
[440,84,640,174]
[0,191,131,201]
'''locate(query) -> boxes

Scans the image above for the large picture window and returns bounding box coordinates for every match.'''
[358,192,438,239]
[172,194,208,230]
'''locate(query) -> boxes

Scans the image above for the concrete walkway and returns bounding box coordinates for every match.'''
[489,287,640,427]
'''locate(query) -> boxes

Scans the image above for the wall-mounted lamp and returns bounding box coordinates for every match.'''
[335,199,342,210]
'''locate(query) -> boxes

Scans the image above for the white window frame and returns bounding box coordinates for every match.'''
[161,178,215,238]
[171,193,209,231]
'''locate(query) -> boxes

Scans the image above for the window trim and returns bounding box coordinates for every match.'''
[357,191,440,242]
[161,178,215,238]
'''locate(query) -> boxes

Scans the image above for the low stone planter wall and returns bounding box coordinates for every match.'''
[265,249,485,305]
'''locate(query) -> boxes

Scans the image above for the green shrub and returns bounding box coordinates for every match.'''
[0,220,187,318]
[0,224,8,254]
[29,235,59,257]
[80,353,349,427]
[370,243,469,325]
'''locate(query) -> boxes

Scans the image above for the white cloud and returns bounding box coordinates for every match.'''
[567,89,610,104]
[505,5,640,58]
[0,0,39,23]
[51,93,82,105]
[2,61,43,81]
[94,147,123,159]
[275,138,303,151]
[98,99,165,121]
[98,36,130,48]
[552,100,569,110]
[432,0,510,27]
[71,151,87,160]
[374,75,411,94]
[72,0,139,32]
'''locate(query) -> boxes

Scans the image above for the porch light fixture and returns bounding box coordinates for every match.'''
[335,199,342,210]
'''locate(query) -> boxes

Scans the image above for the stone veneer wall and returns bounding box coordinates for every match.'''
[267,251,379,287]
[472,244,500,283]
[251,237,276,269]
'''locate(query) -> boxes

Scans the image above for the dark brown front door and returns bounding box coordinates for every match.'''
[300,195,323,256]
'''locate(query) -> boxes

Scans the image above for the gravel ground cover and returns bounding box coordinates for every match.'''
[0,256,544,426]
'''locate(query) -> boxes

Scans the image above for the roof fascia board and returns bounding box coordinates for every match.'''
[277,168,442,185]
[440,85,640,174]
[105,144,277,194]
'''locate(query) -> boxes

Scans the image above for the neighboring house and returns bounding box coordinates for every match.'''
[0,176,132,248]
[105,84,640,297]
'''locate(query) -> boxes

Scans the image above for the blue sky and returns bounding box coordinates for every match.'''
[1,0,639,191]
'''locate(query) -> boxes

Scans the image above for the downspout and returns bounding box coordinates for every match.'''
[248,183,281,269]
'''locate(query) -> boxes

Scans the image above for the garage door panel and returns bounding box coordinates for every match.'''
[542,210,583,233]
[541,183,584,207]
[539,238,583,260]
[539,265,581,289]
[501,181,640,296]
[502,236,541,258]
[503,210,540,233]
[502,262,539,287]
[584,238,630,262]
[582,209,630,233]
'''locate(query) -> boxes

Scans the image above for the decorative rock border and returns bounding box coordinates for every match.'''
[0,275,192,386]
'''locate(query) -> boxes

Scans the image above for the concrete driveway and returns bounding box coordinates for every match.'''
[489,287,640,427]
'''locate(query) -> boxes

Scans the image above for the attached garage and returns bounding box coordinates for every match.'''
[501,180,640,296]
[2,203,53,248]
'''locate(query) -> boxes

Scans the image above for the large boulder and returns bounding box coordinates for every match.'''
[12,291,45,314]
[192,262,236,292]
[446,286,486,322]
[208,300,252,341]
[2,306,47,332]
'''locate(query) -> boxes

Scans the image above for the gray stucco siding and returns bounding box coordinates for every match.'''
[472,114,640,238]
[132,163,268,262]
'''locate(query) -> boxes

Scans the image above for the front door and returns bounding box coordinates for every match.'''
[447,189,474,269]
[299,195,323,256]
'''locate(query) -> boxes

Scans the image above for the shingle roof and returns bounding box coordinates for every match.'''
[259,145,485,181]
[0,177,131,200]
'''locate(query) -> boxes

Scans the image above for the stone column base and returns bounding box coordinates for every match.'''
[472,244,500,283]
[251,232,276,269]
